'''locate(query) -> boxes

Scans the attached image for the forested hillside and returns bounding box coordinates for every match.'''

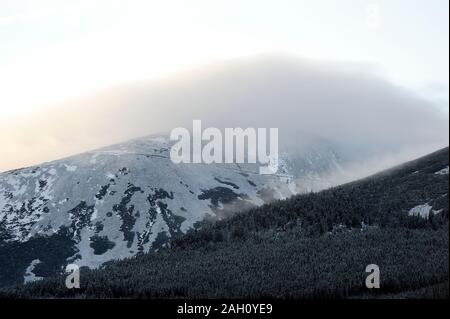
[1,148,448,299]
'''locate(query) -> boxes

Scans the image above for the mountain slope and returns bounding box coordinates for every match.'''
[0,135,346,287]
[2,147,447,298]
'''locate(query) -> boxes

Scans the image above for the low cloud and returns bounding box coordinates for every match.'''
[0,55,448,174]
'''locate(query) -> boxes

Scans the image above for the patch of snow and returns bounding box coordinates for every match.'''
[0,193,7,216]
[408,203,433,218]
[435,166,449,175]
[24,259,43,283]
[149,136,168,144]
[97,150,133,156]
[90,153,99,164]
[91,208,98,221]
[64,164,78,172]
[2,175,28,197]
[106,173,116,179]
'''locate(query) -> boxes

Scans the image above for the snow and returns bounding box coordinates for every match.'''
[149,136,168,144]
[23,259,43,283]
[91,208,98,221]
[106,173,116,179]
[435,166,449,175]
[6,175,27,196]
[64,164,78,172]
[0,193,7,217]
[90,153,99,164]
[96,150,133,156]
[408,203,433,218]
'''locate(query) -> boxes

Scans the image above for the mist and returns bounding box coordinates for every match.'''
[0,55,448,177]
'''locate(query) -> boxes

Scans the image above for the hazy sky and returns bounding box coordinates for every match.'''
[0,0,449,172]
[0,0,448,118]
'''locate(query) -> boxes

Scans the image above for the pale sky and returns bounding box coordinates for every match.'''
[0,0,448,172]
[0,0,448,119]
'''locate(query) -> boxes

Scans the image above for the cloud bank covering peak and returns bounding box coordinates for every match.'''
[0,55,448,173]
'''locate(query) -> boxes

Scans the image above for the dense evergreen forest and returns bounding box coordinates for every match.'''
[1,148,448,299]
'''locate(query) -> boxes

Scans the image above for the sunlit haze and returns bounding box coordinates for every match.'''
[0,0,449,172]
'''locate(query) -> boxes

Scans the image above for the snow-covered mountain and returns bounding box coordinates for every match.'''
[0,135,345,286]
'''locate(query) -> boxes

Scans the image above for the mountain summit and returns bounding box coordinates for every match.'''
[0,134,346,286]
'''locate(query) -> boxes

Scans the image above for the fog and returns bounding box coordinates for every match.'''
[0,55,448,176]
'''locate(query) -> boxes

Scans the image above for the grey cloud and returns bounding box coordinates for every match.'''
[1,55,448,174]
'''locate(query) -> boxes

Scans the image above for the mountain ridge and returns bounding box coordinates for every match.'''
[0,134,347,286]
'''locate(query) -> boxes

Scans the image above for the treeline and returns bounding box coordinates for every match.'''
[2,227,448,299]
